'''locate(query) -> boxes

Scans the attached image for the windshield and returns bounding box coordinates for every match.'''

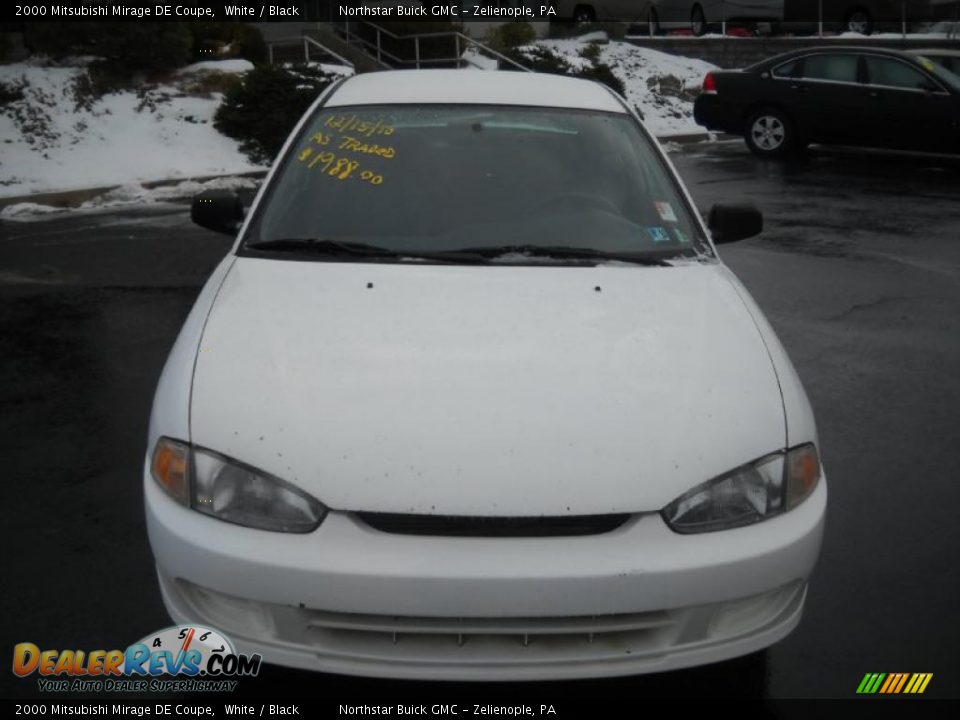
[243,104,710,263]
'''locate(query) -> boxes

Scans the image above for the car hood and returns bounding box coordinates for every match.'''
[190,258,786,515]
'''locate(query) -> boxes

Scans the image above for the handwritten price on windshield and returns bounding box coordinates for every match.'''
[299,148,383,185]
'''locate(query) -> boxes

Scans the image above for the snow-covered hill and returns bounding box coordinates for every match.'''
[527,36,717,137]
[0,58,265,199]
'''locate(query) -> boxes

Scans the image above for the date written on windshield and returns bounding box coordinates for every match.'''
[297,147,384,185]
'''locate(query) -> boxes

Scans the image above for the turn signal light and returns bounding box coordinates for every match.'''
[151,437,189,504]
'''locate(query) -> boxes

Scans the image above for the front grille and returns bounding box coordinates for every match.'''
[354,512,632,537]
[305,608,675,650]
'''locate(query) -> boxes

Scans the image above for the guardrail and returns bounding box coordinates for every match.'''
[631,0,958,38]
[332,21,532,72]
[266,35,356,71]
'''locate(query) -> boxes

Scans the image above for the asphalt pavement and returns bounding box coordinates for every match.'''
[2,141,958,700]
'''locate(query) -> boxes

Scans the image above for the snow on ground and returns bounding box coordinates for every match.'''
[528,37,717,137]
[0,59,266,198]
[306,61,356,77]
[461,47,500,71]
[175,59,255,75]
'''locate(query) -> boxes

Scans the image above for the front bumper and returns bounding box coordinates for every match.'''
[146,472,827,680]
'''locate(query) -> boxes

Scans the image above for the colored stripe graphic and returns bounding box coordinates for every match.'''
[857,673,932,694]
[893,673,910,693]
[878,674,896,693]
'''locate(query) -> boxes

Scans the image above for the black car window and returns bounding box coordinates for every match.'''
[918,55,960,84]
[771,59,800,78]
[801,54,859,83]
[865,56,936,91]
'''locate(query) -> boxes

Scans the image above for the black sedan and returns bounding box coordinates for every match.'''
[693,47,960,158]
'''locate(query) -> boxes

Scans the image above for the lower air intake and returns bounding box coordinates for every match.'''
[355,513,632,537]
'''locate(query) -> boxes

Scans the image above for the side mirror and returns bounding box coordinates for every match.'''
[708,203,763,244]
[191,190,244,235]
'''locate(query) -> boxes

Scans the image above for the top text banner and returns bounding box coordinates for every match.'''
[5,2,563,23]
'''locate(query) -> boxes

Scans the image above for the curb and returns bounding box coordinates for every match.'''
[660,132,736,145]
[0,170,268,210]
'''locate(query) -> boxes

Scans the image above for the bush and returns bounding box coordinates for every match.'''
[0,32,14,63]
[190,22,265,64]
[22,21,192,80]
[503,46,571,74]
[486,22,537,51]
[214,63,339,164]
[23,22,99,59]
[578,43,602,63]
[0,77,26,106]
[574,61,625,95]
[502,45,625,95]
[231,24,266,64]
[91,22,193,73]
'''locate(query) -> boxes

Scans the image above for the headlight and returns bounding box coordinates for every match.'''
[150,438,327,533]
[662,444,820,534]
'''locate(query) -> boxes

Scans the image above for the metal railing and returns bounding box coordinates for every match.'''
[635,0,959,38]
[332,21,532,72]
[266,35,356,71]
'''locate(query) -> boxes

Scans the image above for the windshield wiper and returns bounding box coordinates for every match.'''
[244,239,673,266]
[244,238,486,264]
[453,244,673,266]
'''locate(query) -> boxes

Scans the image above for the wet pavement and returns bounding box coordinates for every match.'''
[2,142,959,700]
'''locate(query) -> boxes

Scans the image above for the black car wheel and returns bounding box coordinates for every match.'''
[744,108,796,159]
[844,7,873,35]
[573,5,596,23]
[692,4,708,36]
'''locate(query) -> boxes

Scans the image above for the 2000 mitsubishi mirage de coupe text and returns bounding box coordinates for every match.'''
[146,70,826,681]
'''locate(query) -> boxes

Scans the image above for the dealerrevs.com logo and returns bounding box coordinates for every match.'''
[13,626,261,693]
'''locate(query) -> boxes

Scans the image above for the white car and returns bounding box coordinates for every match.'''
[554,0,657,23]
[146,69,826,681]
[653,1,784,34]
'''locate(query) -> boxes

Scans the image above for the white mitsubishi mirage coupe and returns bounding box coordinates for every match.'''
[145,70,826,681]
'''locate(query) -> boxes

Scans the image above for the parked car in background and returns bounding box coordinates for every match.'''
[652,1,784,35]
[147,69,827,680]
[694,46,960,158]
[909,47,960,75]
[554,0,657,23]
[784,0,937,35]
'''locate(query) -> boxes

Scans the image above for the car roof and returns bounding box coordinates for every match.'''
[324,70,627,113]
[907,48,960,58]
[750,45,925,69]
